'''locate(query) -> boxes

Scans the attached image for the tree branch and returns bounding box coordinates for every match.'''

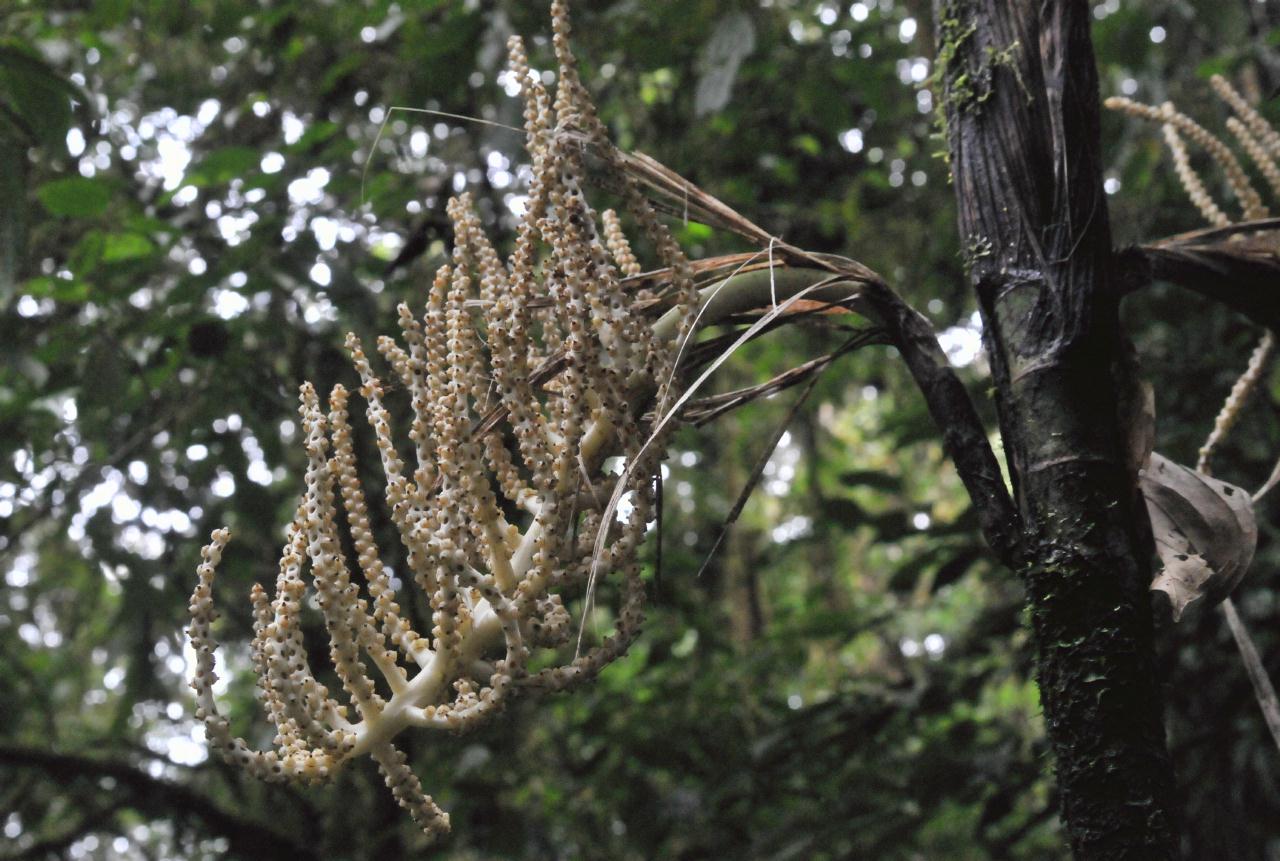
[655,253,1024,565]
[604,142,1023,563]
[0,743,318,860]
[1121,218,1280,329]
[4,799,122,861]
[856,278,1024,566]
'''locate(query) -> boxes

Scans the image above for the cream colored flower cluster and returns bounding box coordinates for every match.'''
[187,0,699,839]
[1106,77,1278,225]
[1106,78,1279,471]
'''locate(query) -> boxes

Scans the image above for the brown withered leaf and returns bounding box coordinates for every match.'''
[1141,452,1257,620]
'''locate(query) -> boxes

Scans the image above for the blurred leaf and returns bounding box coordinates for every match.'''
[21,275,55,298]
[36,177,110,217]
[90,0,130,27]
[677,221,713,243]
[101,232,155,263]
[79,340,128,412]
[0,43,88,148]
[29,275,91,305]
[0,139,23,303]
[188,146,260,186]
[1194,57,1231,79]
[793,133,822,156]
[287,120,339,153]
[319,55,365,95]
[52,278,90,302]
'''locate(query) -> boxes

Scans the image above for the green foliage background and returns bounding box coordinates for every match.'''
[1,1,1278,858]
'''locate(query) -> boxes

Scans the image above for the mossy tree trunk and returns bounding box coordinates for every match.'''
[934,1,1179,856]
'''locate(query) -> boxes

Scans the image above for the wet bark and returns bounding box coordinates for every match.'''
[934,1,1179,856]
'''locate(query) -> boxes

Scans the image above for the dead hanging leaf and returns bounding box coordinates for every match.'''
[695,12,756,117]
[1141,452,1257,620]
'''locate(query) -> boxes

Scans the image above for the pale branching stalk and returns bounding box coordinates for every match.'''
[185,0,869,840]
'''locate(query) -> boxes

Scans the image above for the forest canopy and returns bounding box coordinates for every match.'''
[2,1,1278,859]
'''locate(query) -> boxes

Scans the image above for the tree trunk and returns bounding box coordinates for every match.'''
[934,1,1179,856]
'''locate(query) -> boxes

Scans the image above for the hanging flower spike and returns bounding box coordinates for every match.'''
[187,0,700,841]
